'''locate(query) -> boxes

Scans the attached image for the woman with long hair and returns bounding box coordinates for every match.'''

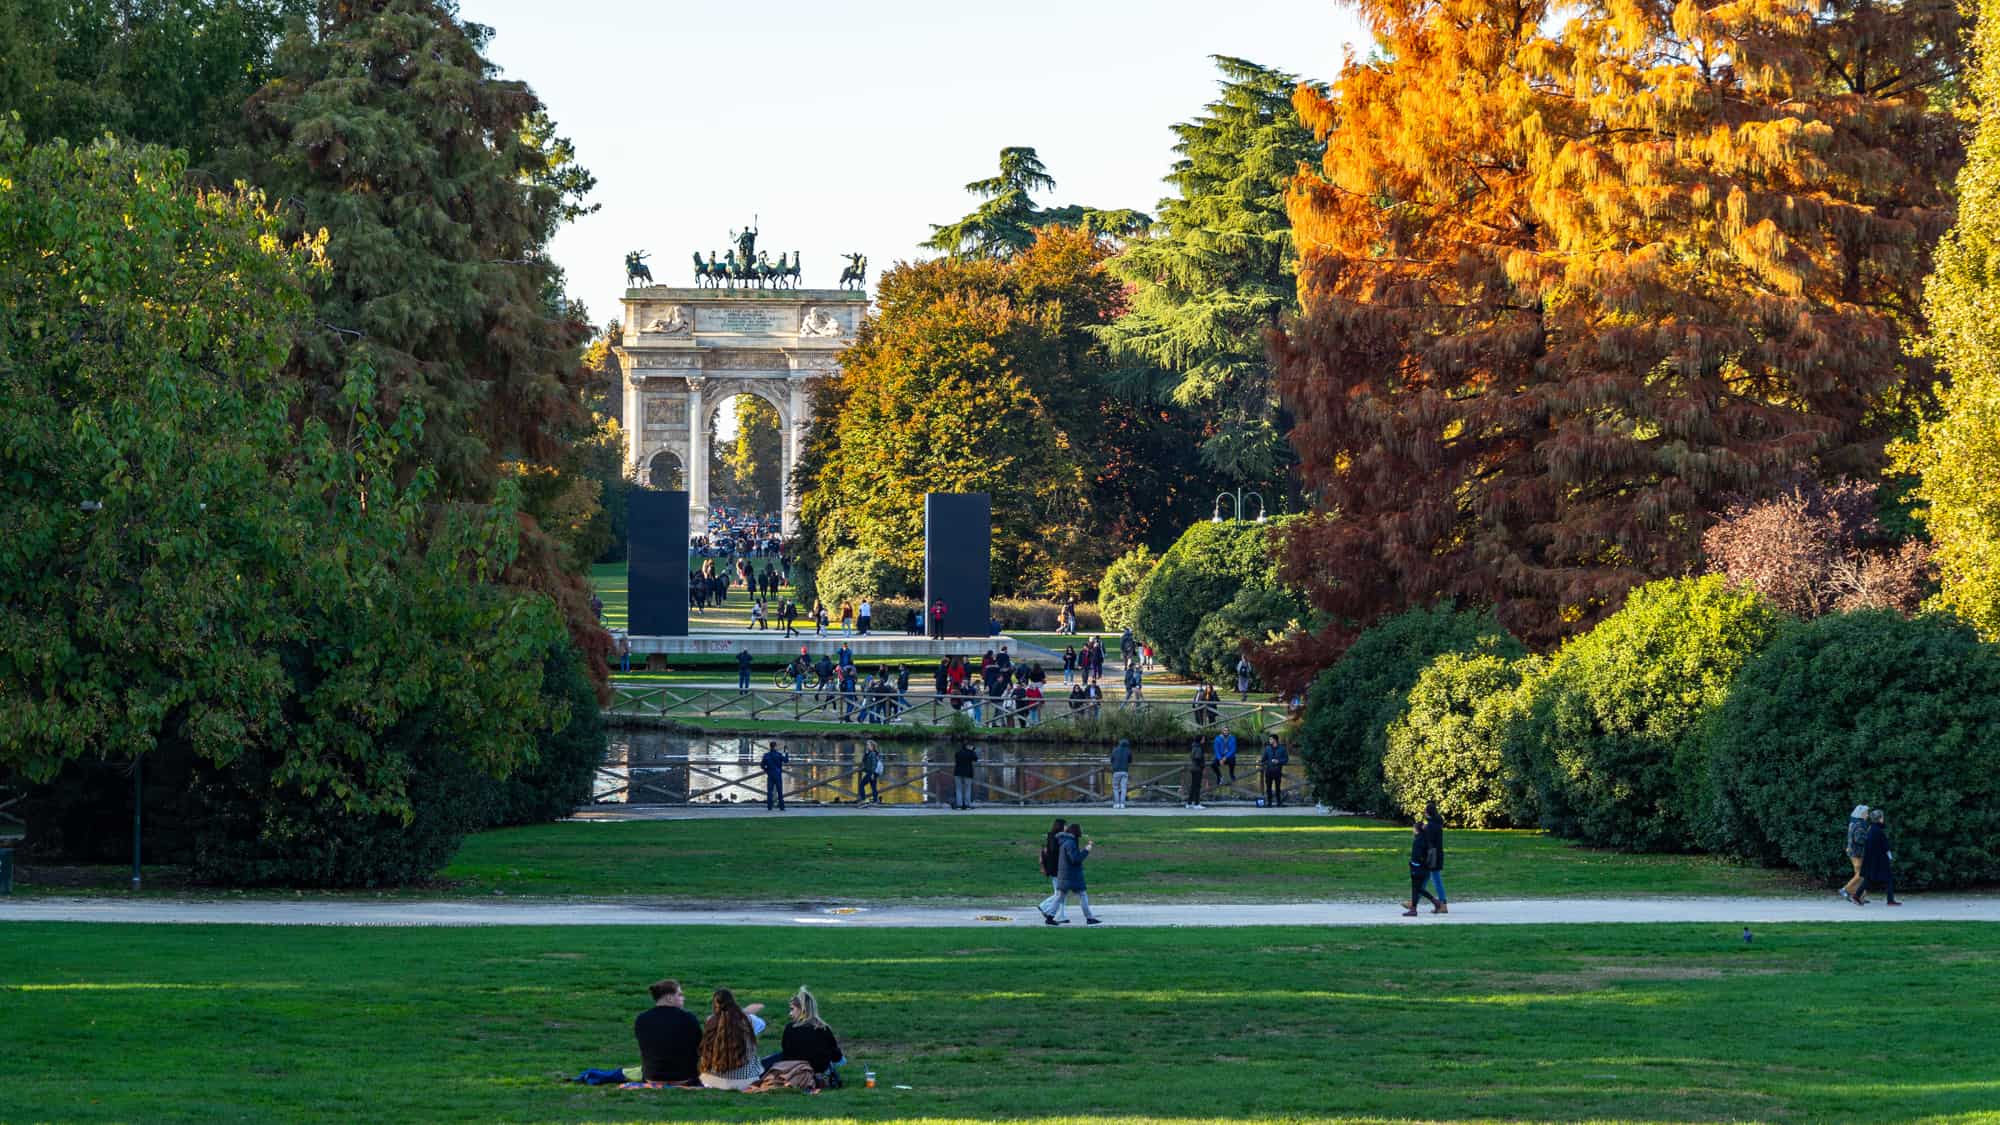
[697,987,765,1090]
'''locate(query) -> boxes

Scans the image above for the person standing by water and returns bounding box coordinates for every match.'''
[952,742,979,809]
[737,646,754,692]
[1862,808,1901,906]
[1422,801,1448,913]
[1109,738,1133,809]
[1401,821,1443,917]
[858,740,884,804]
[1212,728,1237,787]
[1841,804,1871,904]
[760,742,789,812]
[1182,737,1207,810]
[1259,734,1288,807]
[1037,816,1069,924]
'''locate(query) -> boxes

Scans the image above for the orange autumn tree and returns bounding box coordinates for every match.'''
[1267,0,1965,681]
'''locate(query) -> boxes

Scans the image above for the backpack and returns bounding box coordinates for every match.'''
[748,1060,818,1092]
[862,748,882,775]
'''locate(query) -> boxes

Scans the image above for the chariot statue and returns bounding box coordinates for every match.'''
[624,250,653,287]
[837,252,868,291]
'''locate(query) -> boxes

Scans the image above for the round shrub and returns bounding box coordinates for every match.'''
[1098,546,1157,630]
[1383,652,1537,827]
[1512,576,1781,852]
[814,548,910,611]
[1705,610,2000,889]
[1298,605,1522,814]
[1186,586,1302,687]
[1132,520,1284,674]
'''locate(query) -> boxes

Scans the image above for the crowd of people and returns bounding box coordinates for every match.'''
[628,981,846,1092]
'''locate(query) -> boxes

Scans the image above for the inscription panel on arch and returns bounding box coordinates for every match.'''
[696,307,789,335]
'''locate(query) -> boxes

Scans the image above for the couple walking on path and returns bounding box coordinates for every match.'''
[1403,802,1448,916]
[1036,817,1102,925]
[1841,805,1902,906]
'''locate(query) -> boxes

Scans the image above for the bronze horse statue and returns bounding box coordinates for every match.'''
[837,252,867,291]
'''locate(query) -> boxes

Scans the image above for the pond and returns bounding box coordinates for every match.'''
[597,730,1299,807]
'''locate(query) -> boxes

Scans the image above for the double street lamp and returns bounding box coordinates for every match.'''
[1212,489,1267,525]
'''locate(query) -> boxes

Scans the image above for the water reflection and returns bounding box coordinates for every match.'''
[599,731,1251,806]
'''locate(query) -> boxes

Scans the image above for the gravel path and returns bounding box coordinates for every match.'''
[5,895,1991,928]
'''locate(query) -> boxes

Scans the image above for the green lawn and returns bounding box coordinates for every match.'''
[4,921,1997,1123]
[443,815,1810,902]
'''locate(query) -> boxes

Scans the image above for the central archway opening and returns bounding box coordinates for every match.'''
[709,392,784,523]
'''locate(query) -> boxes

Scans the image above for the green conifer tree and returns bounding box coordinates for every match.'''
[924,146,1148,259]
[1098,57,1324,495]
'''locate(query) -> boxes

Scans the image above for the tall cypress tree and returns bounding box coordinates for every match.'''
[1098,56,1324,495]
[1900,0,2000,638]
[1269,0,1964,678]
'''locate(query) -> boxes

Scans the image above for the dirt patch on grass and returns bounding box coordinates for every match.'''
[1470,960,1794,991]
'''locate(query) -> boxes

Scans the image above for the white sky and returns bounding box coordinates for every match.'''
[458,0,1369,328]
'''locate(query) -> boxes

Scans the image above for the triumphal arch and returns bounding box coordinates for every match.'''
[615,227,865,536]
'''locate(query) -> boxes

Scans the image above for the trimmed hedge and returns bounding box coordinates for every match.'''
[1383,652,1537,827]
[1298,606,1521,814]
[1132,521,1282,675]
[1098,546,1157,631]
[1704,610,2000,889]
[1510,577,1780,852]
[1186,586,1300,687]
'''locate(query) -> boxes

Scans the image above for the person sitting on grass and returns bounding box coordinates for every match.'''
[633,978,702,1086]
[698,988,767,1090]
[760,986,845,1084]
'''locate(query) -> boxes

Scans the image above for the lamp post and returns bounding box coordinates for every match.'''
[1211,489,1268,525]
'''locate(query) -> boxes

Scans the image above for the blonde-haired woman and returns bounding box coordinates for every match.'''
[763,985,846,1083]
[697,988,765,1090]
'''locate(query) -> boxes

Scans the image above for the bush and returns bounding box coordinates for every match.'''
[1098,546,1157,630]
[1132,521,1284,674]
[1704,610,2000,889]
[1186,586,1302,688]
[483,644,609,827]
[1298,605,1521,814]
[1383,652,1537,827]
[815,548,911,610]
[1511,576,1781,852]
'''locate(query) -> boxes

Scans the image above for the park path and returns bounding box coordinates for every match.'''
[5,895,1995,928]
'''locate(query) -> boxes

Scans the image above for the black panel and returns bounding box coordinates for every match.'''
[924,493,991,638]
[628,490,689,637]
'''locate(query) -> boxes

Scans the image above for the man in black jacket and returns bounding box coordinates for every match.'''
[1402,821,1442,916]
[633,979,702,1085]
[952,744,979,809]
[761,743,789,811]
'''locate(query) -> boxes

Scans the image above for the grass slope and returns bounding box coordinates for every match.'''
[4,922,1997,1123]
[443,816,1808,902]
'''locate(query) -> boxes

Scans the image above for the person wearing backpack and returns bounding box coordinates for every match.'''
[1401,820,1443,917]
[1036,817,1069,924]
[1108,739,1133,809]
[858,740,884,804]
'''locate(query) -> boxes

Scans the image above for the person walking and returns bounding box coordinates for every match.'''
[1109,738,1133,809]
[1841,804,1871,903]
[1862,808,1901,906]
[736,647,754,693]
[1236,655,1253,700]
[1050,822,1102,925]
[857,597,873,637]
[1182,737,1207,810]
[1062,645,1077,686]
[1259,734,1288,807]
[858,740,884,804]
[1119,627,1136,669]
[1123,662,1142,702]
[1037,817,1069,924]
[617,632,631,675]
[781,599,798,637]
[1422,800,1448,913]
[760,742,789,812]
[952,742,979,810]
[813,600,828,637]
[1401,821,1443,916]
[751,598,768,631]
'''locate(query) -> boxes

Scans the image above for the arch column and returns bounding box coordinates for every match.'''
[783,381,806,536]
[686,376,708,536]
